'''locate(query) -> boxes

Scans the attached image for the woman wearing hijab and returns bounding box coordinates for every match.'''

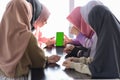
[64,0,103,58]
[63,6,94,58]
[63,0,120,79]
[27,0,55,47]
[64,7,94,47]
[0,0,60,79]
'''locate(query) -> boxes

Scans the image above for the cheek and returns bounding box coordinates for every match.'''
[38,22,45,28]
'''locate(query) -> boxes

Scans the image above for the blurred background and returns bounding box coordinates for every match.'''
[0,0,120,38]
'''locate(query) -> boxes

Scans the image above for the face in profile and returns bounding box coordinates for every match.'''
[33,19,47,28]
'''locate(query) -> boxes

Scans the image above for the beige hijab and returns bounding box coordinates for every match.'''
[0,0,32,77]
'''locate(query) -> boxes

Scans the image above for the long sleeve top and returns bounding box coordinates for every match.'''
[69,33,98,75]
[70,57,92,76]
[71,32,94,48]
[0,33,47,79]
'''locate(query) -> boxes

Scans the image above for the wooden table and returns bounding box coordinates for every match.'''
[30,46,91,80]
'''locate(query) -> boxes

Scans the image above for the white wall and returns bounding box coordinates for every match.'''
[0,0,120,37]
[0,0,10,21]
[1,0,120,21]
[39,0,69,37]
[74,0,120,21]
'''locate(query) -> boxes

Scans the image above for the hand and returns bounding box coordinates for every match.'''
[45,37,55,47]
[66,57,80,62]
[63,44,75,54]
[62,60,72,68]
[70,26,79,36]
[66,57,75,61]
[48,55,61,64]
[64,35,72,45]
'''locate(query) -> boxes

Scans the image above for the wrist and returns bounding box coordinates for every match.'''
[67,39,72,44]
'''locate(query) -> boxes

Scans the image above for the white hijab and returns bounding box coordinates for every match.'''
[80,0,103,24]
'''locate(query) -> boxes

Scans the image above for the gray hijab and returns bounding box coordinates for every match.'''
[27,0,42,30]
[88,4,120,79]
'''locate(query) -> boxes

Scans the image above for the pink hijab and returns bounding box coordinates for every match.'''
[33,4,50,47]
[67,7,94,38]
[0,0,32,77]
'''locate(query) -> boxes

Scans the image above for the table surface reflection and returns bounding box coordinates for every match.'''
[31,46,91,80]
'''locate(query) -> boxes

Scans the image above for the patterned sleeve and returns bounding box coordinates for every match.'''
[70,62,91,75]
[72,32,94,48]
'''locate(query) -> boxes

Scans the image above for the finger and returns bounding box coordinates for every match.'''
[64,35,69,39]
[63,61,67,64]
[50,37,55,39]
[55,57,60,61]
[66,57,74,61]
[65,51,71,54]
[62,62,67,66]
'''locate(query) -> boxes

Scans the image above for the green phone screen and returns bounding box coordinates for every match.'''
[56,32,64,46]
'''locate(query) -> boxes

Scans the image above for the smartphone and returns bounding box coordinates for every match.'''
[56,32,64,46]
